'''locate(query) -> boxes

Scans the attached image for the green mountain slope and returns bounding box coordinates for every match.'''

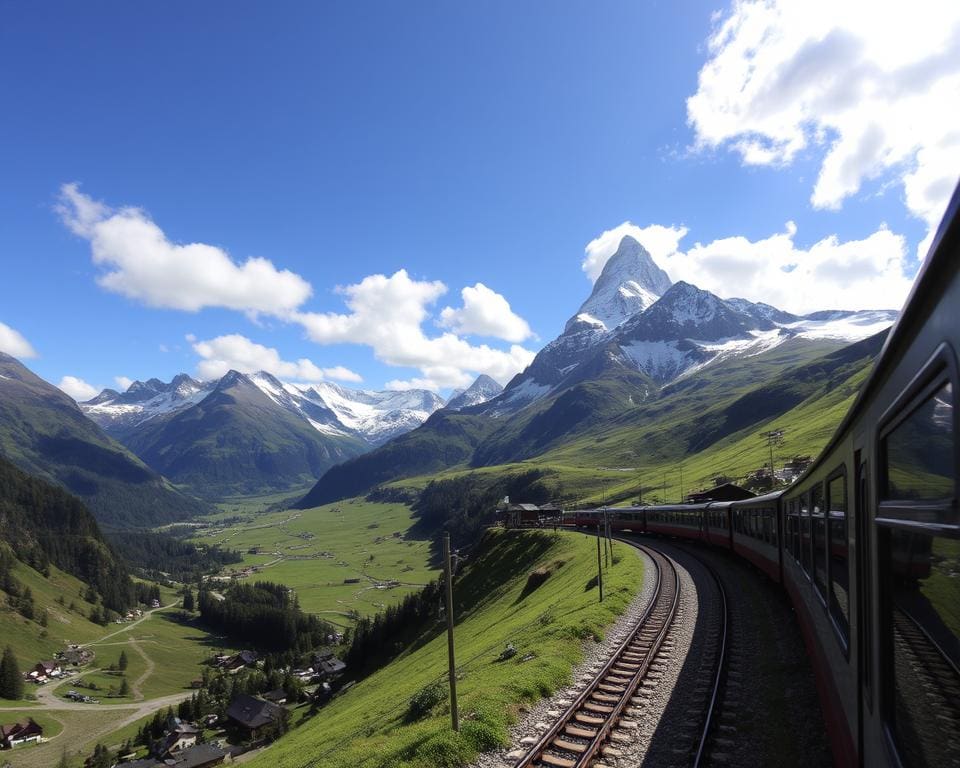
[298,335,876,506]
[0,353,208,528]
[247,529,643,768]
[125,371,368,498]
[295,410,493,508]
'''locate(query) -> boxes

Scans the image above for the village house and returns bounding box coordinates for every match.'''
[156,717,201,757]
[219,650,258,674]
[226,694,285,739]
[27,660,61,682]
[316,656,346,680]
[116,743,226,768]
[0,718,43,749]
[261,689,288,706]
[685,483,756,503]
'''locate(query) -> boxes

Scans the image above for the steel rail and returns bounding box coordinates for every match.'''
[513,539,679,768]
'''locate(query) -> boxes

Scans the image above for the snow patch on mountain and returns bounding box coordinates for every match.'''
[444,374,503,411]
[572,236,672,332]
[784,310,898,341]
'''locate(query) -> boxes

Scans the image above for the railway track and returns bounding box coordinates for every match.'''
[512,538,727,768]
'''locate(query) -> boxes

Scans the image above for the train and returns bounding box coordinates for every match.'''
[557,180,960,768]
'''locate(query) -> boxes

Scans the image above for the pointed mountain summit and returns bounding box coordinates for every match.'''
[568,235,672,333]
[445,374,504,411]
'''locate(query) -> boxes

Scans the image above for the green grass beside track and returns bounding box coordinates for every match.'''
[249,528,644,768]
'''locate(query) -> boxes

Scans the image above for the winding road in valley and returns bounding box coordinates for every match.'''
[0,600,197,768]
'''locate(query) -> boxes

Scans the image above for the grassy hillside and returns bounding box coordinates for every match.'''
[296,411,492,508]
[299,335,878,508]
[189,499,438,625]
[249,529,644,768]
[0,559,104,671]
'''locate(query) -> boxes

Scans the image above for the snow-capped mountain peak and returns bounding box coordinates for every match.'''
[444,374,503,411]
[571,236,672,332]
[81,371,446,447]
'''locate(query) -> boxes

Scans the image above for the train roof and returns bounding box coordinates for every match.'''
[708,491,785,509]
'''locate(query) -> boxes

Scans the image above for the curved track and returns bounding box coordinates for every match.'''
[512,535,730,768]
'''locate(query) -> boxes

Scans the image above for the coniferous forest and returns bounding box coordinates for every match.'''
[198,580,335,653]
[0,455,135,612]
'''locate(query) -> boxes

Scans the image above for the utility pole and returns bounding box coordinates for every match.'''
[596,532,604,601]
[637,469,642,506]
[762,429,785,488]
[679,465,684,503]
[663,472,667,504]
[603,509,610,569]
[442,533,459,732]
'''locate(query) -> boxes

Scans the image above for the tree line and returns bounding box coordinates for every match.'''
[198,580,335,653]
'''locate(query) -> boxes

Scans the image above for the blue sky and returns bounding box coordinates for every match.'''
[1,1,957,397]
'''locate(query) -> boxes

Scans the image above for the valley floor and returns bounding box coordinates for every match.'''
[190,497,439,625]
[0,599,238,768]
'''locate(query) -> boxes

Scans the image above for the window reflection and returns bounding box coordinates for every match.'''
[812,485,827,597]
[886,530,960,767]
[828,475,849,643]
[885,382,954,506]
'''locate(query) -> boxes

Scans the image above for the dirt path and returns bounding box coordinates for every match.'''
[128,639,153,701]
[3,691,195,768]
[86,600,178,645]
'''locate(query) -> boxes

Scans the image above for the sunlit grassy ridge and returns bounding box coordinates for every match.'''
[250,529,643,768]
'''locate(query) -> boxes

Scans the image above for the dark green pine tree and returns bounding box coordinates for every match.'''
[118,650,128,671]
[0,645,24,700]
[182,588,195,612]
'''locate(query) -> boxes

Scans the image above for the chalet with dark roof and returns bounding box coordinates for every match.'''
[0,718,42,749]
[686,483,756,503]
[226,694,285,738]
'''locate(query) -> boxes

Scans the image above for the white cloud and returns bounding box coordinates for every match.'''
[439,283,535,342]
[687,0,960,255]
[57,183,313,315]
[294,269,535,390]
[0,321,37,359]
[583,223,688,283]
[604,220,914,313]
[384,377,442,393]
[114,376,133,391]
[58,376,100,402]
[191,333,362,383]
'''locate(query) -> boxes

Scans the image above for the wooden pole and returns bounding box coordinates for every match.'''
[596,531,604,602]
[443,533,459,731]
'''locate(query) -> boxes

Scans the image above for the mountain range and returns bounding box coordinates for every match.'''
[0,352,208,527]
[297,235,897,506]
[0,233,898,517]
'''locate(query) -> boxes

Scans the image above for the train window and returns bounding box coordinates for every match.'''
[801,499,812,577]
[882,380,954,513]
[880,528,960,767]
[812,484,827,599]
[827,472,849,647]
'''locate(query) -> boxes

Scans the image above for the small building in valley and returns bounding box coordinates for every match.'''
[226,694,285,739]
[27,660,61,681]
[0,718,43,749]
[685,483,756,503]
[219,649,258,674]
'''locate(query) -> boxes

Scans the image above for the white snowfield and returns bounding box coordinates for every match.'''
[82,370,450,447]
